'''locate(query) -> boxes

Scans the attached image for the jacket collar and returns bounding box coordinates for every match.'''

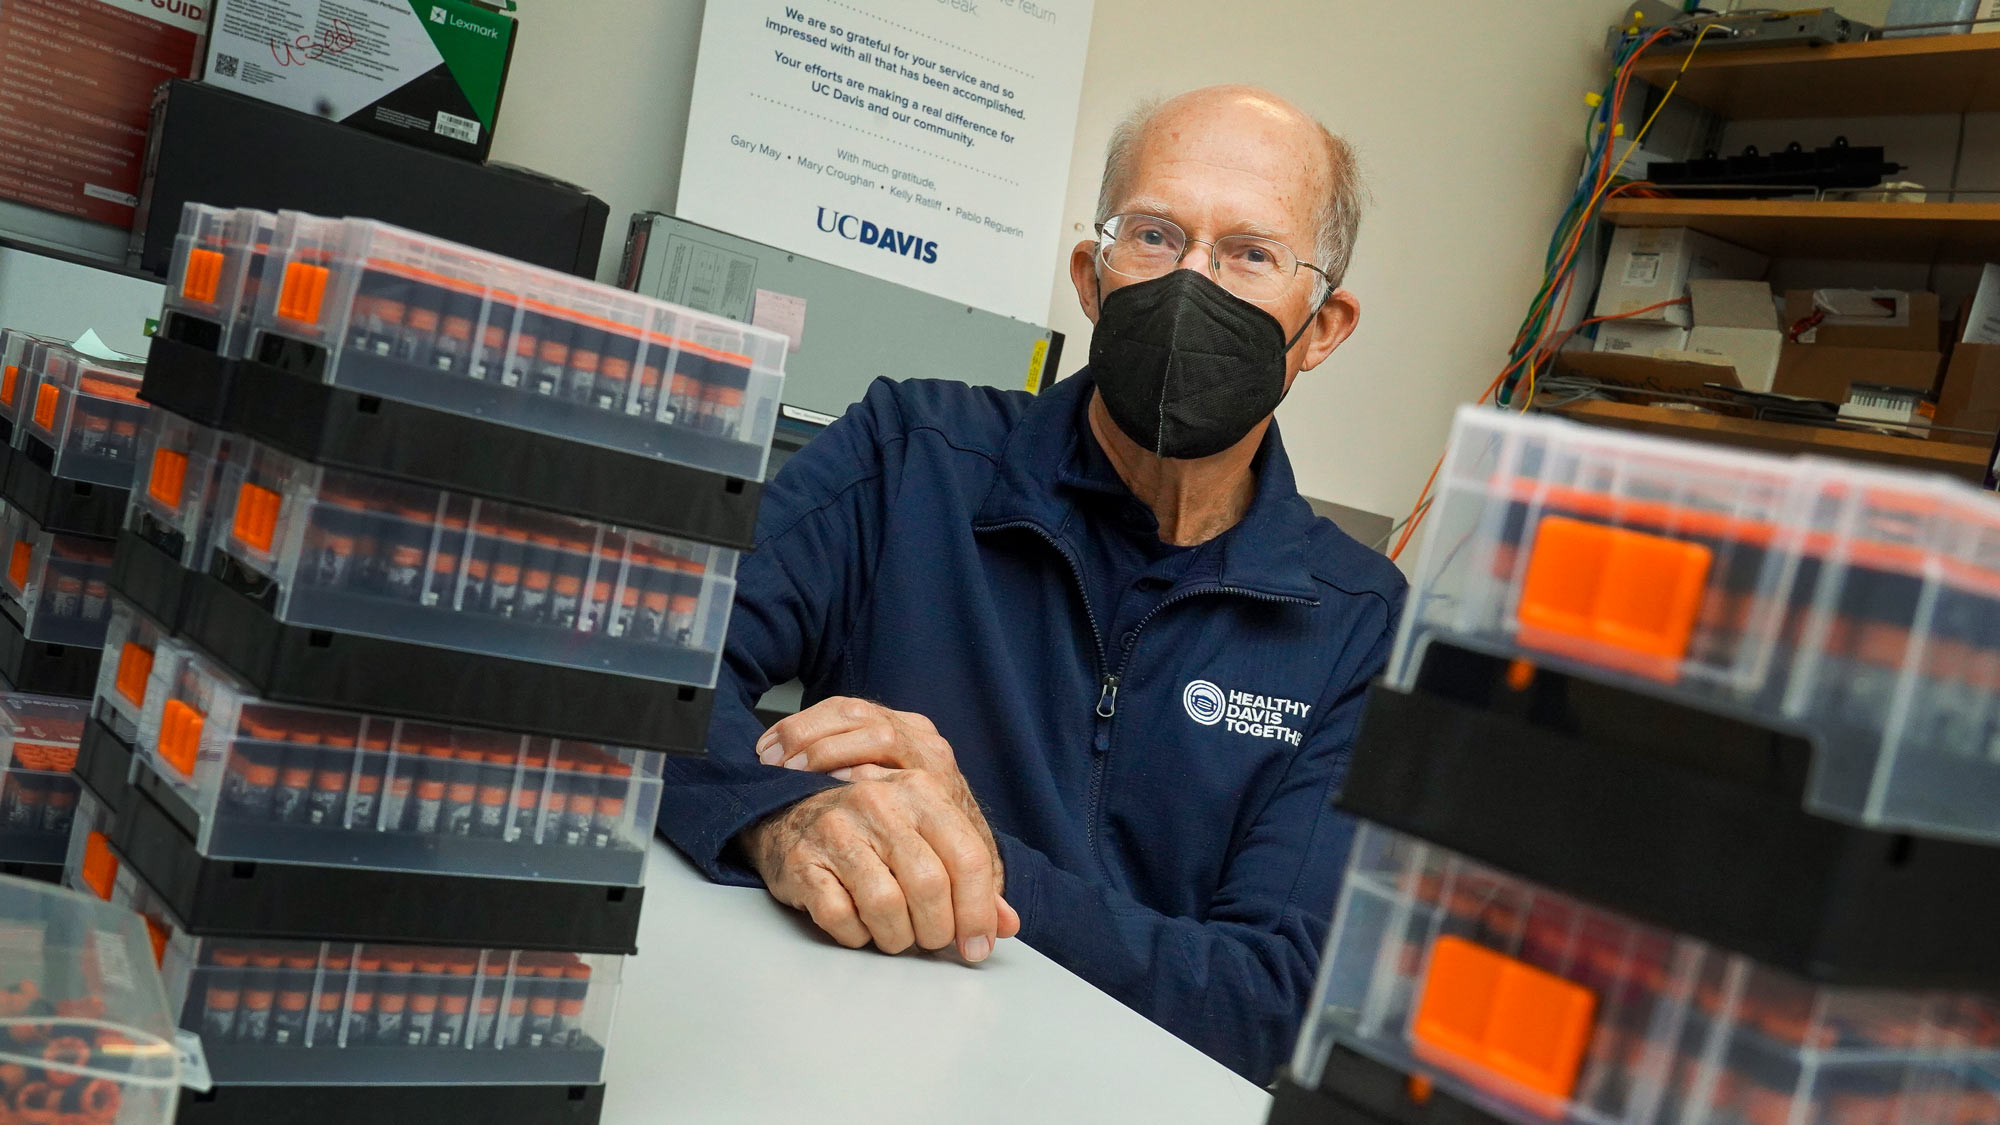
[974,369,1322,603]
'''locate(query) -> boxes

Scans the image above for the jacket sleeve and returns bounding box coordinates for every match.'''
[995,607,1396,1085]
[653,382,904,885]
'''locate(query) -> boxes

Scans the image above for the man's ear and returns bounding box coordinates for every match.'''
[1297,288,1360,373]
[1069,240,1103,324]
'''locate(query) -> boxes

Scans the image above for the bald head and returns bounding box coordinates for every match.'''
[1095,85,1362,290]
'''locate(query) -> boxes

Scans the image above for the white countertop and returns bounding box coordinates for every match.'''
[601,840,1274,1124]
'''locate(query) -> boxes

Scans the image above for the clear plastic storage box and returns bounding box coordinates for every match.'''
[214,440,739,686]
[96,598,174,745]
[126,411,233,572]
[0,693,86,862]
[77,822,621,1087]
[246,212,789,481]
[0,329,61,439]
[127,640,664,884]
[1396,406,2000,846]
[0,510,115,648]
[1292,822,2000,1125]
[0,861,182,1124]
[19,343,148,490]
[162,205,279,357]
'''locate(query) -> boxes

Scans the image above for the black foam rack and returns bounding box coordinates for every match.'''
[114,770,644,954]
[0,860,63,886]
[1340,641,2000,992]
[112,526,193,632]
[0,601,100,698]
[142,330,765,550]
[77,715,139,819]
[1268,1051,1503,1125]
[173,567,712,755]
[177,1081,605,1125]
[2,436,130,539]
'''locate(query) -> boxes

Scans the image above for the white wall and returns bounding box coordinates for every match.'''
[1046,0,1618,527]
[491,0,1622,533]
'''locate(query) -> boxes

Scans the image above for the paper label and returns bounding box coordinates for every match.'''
[752,290,809,352]
[1623,252,1663,286]
[1025,338,1049,393]
[175,1029,214,1092]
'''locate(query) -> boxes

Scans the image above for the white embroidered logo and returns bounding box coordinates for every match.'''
[1185,680,1312,745]
[1182,680,1225,726]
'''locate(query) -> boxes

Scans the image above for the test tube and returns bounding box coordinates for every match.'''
[433,292,482,375]
[552,959,591,1048]
[227,715,283,819]
[50,575,83,621]
[703,353,752,440]
[443,745,482,837]
[594,759,632,849]
[200,950,246,1040]
[485,519,529,617]
[436,955,475,1047]
[630,351,665,419]
[349,728,390,830]
[3,752,42,831]
[307,718,357,828]
[271,726,317,825]
[404,956,445,1046]
[83,579,108,626]
[528,316,574,398]
[562,750,601,847]
[594,333,637,412]
[517,530,560,624]
[350,271,410,356]
[667,349,706,428]
[270,950,315,1047]
[373,953,414,1044]
[40,778,75,837]
[410,742,452,834]
[475,746,515,839]
[469,312,511,383]
[238,950,281,1043]
[502,314,541,389]
[380,506,434,603]
[562,327,604,404]
[397,282,444,367]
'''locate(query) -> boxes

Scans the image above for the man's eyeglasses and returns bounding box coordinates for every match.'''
[1094,213,1330,305]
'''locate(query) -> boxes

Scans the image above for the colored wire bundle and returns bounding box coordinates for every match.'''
[1388,21,1712,562]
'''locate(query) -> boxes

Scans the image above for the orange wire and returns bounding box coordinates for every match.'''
[1390,294,1693,561]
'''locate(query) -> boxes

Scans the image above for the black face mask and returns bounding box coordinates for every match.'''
[1088,270,1321,460]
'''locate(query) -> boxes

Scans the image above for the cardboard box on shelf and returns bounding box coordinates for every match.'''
[1782,289,1942,350]
[201,0,515,161]
[1773,289,1944,403]
[1686,280,1783,393]
[1594,322,1690,356]
[1592,227,1770,328]
[1933,343,2000,446]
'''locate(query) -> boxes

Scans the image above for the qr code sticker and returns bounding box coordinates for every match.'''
[435,111,481,145]
[213,53,240,78]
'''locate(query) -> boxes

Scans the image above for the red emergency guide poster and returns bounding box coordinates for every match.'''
[0,0,206,226]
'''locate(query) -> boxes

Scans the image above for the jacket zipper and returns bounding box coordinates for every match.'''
[980,519,1117,873]
[978,519,1317,880]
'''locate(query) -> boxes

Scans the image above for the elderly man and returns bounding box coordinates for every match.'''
[655,84,1405,1083]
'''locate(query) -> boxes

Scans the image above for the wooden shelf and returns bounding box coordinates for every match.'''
[1629,34,2000,119]
[1547,401,1990,481]
[1600,198,2000,262]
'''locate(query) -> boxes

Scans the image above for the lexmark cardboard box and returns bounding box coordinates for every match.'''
[201,0,515,161]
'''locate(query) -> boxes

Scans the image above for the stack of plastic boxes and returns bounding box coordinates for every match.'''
[0,692,89,881]
[67,204,787,1124]
[0,332,148,696]
[1271,408,2000,1125]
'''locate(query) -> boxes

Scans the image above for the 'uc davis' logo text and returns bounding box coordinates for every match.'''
[816,207,939,264]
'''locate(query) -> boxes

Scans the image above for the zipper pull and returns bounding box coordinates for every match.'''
[1095,675,1121,719]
